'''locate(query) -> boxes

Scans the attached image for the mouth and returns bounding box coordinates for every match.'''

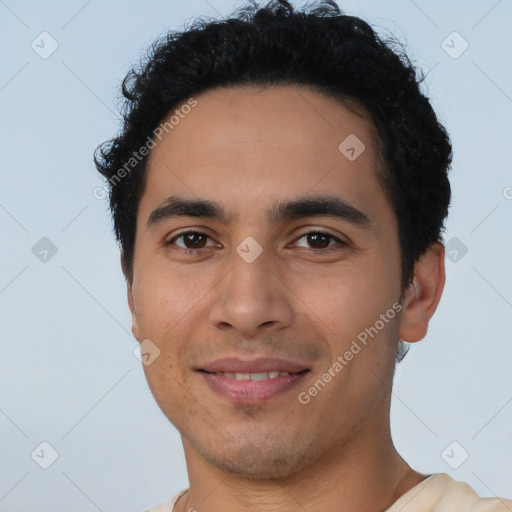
[201,370,304,380]
[197,358,310,403]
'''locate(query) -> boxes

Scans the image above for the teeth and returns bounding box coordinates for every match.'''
[250,372,269,381]
[215,371,292,380]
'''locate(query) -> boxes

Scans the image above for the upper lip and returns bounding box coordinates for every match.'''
[199,357,309,374]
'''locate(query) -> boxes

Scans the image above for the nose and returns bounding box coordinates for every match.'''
[208,248,294,339]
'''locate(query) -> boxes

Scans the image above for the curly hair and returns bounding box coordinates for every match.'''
[94,0,451,307]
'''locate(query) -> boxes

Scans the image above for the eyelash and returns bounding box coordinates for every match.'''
[165,229,348,255]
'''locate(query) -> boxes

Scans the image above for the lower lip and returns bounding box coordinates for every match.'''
[200,371,309,404]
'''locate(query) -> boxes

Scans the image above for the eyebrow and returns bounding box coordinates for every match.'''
[146,194,372,230]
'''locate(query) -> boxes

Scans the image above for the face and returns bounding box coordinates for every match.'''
[128,85,409,479]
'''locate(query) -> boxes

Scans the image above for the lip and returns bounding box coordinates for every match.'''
[197,357,310,404]
[198,357,309,374]
[200,370,309,404]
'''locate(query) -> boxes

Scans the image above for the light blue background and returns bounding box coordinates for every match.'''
[1,0,511,510]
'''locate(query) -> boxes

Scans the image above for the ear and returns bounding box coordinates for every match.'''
[121,253,140,342]
[399,241,446,343]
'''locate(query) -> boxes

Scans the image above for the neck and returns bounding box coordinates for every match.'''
[175,421,427,512]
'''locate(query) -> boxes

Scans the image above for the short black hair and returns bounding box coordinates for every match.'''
[95,0,451,295]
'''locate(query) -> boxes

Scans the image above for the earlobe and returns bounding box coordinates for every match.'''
[399,242,446,343]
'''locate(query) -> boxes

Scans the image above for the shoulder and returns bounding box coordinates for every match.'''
[386,473,512,512]
[145,488,189,512]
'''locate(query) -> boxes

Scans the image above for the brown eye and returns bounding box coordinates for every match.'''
[168,231,215,250]
[181,232,207,249]
[305,232,331,249]
[295,231,344,250]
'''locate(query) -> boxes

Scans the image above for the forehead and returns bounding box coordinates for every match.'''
[141,85,388,225]
[148,85,377,166]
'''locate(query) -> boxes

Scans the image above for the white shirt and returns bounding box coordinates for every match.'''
[145,473,512,511]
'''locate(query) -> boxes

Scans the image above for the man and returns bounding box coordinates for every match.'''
[94,1,511,511]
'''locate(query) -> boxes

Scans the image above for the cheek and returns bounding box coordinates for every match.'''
[132,264,196,335]
[131,264,216,376]
[142,358,197,429]
[298,263,395,332]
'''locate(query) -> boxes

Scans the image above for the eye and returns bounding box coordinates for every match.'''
[293,231,346,251]
[166,230,347,254]
[167,230,218,251]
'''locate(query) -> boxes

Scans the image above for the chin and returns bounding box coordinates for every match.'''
[195,435,317,480]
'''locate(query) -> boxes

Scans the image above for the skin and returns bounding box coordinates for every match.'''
[126,85,446,512]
